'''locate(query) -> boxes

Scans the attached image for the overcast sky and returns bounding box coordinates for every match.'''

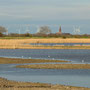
[0,0,90,34]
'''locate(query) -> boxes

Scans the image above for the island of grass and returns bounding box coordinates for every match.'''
[16,64,90,69]
[0,77,89,90]
[0,57,69,64]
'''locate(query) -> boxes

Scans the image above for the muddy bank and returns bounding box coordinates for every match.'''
[16,64,90,69]
[0,77,89,90]
[0,57,68,64]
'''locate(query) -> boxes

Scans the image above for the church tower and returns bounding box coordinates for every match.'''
[59,26,62,34]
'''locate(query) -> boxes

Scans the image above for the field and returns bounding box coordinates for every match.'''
[0,38,90,49]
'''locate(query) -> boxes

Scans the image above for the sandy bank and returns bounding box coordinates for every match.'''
[0,57,68,64]
[16,64,90,69]
[0,77,89,90]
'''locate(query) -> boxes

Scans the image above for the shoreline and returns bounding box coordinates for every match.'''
[0,57,90,89]
[16,64,90,69]
[1,45,90,49]
[0,57,68,64]
[0,77,89,90]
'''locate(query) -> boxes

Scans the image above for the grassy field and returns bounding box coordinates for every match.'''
[0,38,90,49]
[0,77,90,90]
[0,57,68,64]
[16,64,90,69]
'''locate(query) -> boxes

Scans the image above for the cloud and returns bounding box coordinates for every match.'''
[0,0,90,21]
[0,13,32,19]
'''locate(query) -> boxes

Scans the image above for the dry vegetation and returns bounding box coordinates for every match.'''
[0,57,68,64]
[16,64,90,69]
[0,77,90,90]
[0,38,90,49]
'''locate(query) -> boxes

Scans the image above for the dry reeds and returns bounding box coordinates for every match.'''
[0,38,90,49]
[16,64,90,69]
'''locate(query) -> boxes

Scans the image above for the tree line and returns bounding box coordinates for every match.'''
[0,26,90,38]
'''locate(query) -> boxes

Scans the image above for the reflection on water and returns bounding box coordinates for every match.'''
[30,43,90,46]
[0,49,90,63]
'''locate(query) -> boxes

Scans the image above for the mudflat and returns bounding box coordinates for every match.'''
[0,57,68,64]
[0,77,90,90]
[16,64,90,69]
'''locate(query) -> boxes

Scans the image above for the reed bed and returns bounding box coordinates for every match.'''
[0,38,90,49]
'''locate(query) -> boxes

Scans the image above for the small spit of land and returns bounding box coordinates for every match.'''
[0,77,90,90]
[0,57,68,64]
[16,64,90,69]
[0,38,90,49]
[0,57,90,89]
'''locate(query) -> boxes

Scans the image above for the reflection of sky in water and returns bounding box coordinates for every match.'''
[0,49,90,63]
[30,43,90,46]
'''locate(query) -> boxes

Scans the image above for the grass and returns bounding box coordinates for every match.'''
[16,64,90,69]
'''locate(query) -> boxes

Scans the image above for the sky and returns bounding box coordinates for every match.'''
[0,0,90,34]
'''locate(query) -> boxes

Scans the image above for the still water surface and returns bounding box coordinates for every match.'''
[0,49,90,63]
[0,49,90,88]
[30,43,90,46]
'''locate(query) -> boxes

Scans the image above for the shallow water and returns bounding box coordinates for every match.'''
[0,64,90,88]
[0,49,90,88]
[30,43,90,46]
[0,49,90,63]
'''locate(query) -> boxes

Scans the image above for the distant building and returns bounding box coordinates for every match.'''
[62,33,71,35]
[56,26,62,34]
[56,26,71,35]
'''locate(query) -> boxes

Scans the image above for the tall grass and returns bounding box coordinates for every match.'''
[0,38,90,49]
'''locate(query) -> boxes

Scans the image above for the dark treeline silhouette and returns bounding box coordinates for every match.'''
[1,33,90,38]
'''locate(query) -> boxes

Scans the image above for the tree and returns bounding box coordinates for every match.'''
[0,32,3,37]
[37,26,51,34]
[0,26,7,33]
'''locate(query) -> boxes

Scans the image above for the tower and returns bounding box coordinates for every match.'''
[59,26,62,34]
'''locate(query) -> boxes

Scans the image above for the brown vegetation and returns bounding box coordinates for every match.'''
[0,57,68,64]
[0,38,90,49]
[16,64,90,69]
[0,77,89,90]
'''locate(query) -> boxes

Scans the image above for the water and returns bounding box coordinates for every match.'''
[0,49,90,88]
[30,43,90,46]
[0,64,90,88]
[0,49,90,63]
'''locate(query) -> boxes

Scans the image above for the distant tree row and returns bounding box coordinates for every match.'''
[0,26,90,38]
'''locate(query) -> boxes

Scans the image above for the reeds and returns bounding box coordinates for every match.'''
[0,38,90,49]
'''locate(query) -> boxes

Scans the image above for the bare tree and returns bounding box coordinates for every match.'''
[0,26,7,33]
[37,26,51,34]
